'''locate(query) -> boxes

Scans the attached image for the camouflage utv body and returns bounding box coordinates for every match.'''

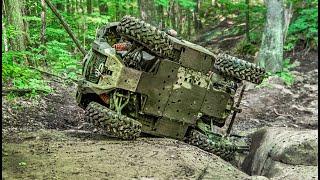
[76,16,265,160]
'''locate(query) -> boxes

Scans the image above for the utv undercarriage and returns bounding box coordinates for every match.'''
[76,16,265,160]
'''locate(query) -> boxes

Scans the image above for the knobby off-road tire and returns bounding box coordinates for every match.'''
[185,129,237,161]
[85,102,142,140]
[214,53,266,84]
[116,15,175,59]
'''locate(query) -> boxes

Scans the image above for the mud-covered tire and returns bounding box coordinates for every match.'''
[185,129,237,161]
[214,53,266,84]
[85,102,142,140]
[116,15,174,59]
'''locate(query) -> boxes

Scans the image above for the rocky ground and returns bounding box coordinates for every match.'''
[232,68,318,135]
[2,50,318,179]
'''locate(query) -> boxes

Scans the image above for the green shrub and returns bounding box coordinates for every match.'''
[235,40,258,55]
[2,52,52,94]
[285,1,318,51]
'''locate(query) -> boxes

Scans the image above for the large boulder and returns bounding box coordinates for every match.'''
[265,161,318,179]
[242,128,318,179]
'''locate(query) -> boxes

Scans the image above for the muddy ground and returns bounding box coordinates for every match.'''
[3,130,253,179]
[2,50,318,179]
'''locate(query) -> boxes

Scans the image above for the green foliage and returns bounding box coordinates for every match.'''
[198,0,266,48]
[235,40,258,55]
[2,52,52,94]
[285,0,318,51]
[275,71,295,86]
[274,59,298,86]
[256,59,298,88]
[155,0,170,8]
[176,0,196,10]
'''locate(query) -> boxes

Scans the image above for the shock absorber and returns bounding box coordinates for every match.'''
[112,42,132,51]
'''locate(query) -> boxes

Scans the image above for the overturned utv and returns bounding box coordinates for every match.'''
[76,16,266,160]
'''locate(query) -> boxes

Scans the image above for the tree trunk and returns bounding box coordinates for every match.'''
[139,0,156,25]
[86,0,92,14]
[40,0,46,45]
[129,0,134,15]
[40,0,47,65]
[80,0,84,14]
[187,11,191,38]
[75,0,78,13]
[157,4,165,29]
[194,0,202,33]
[22,1,31,47]
[257,0,284,73]
[170,1,176,29]
[2,14,9,52]
[4,0,26,51]
[99,0,108,15]
[283,3,293,43]
[212,0,215,6]
[115,0,120,20]
[245,0,250,42]
[137,0,141,18]
[177,5,183,35]
[56,1,64,11]
[71,0,75,13]
[66,0,71,13]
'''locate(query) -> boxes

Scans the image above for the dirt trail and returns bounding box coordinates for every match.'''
[3,130,251,180]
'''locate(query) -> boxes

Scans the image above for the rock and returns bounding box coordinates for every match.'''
[271,84,293,95]
[267,161,318,180]
[291,105,316,115]
[294,75,304,84]
[242,127,318,177]
[200,160,250,179]
[309,100,318,108]
[267,76,285,86]
[245,82,257,91]
[303,84,318,92]
[250,175,270,180]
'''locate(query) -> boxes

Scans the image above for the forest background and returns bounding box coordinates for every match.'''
[2,0,318,97]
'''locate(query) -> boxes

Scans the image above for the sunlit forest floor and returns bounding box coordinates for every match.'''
[2,38,318,179]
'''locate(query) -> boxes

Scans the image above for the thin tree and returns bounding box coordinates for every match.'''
[40,0,47,65]
[116,0,120,20]
[86,0,92,14]
[139,0,156,25]
[137,0,142,18]
[99,0,108,15]
[245,0,250,42]
[169,0,176,29]
[56,0,64,11]
[4,0,27,52]
[66,0,71,13]
[157,4,165,29]
[194,0,202,33]
[187,10,191,38]
[129,0,134,15]
[2,3,9,52]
